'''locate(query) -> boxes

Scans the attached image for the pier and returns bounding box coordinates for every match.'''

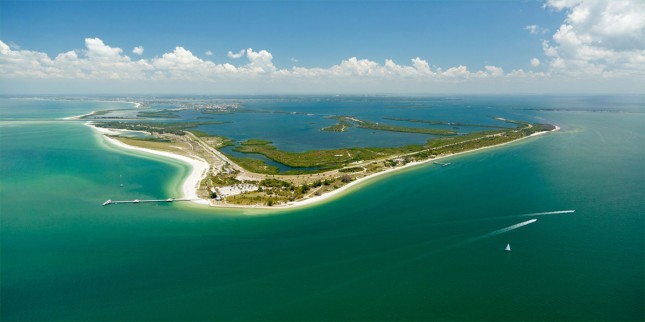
[102,198,195,206]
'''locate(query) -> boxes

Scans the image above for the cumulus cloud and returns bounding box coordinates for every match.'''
[0,30,642,94]
[205,50,213,56]
[85,38,123,58]
[542,0,645,77]
[132,46,144,55]
[227,49,245,59]
[484,65,504,77]
[243,48,276,74]
[0,37,549,83]
[530,58,541,67]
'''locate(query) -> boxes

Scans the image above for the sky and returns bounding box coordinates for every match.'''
[1,0,644,95]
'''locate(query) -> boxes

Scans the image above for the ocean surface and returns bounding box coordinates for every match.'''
[1,96,643,320]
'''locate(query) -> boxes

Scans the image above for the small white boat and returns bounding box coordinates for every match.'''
[102,199,112,206]
[133,199,140,203]
[505,244,511,251]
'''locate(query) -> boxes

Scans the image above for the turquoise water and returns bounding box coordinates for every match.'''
[1,96,643,320]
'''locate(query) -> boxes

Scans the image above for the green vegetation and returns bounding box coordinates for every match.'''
[338,167,364,173]
[260,178,292,188]
[137,110,180,118]
[241,139,273,146]
[118,136,172,143]
[384,117,510,129]
[321,116,353,132]
[201,110,234,115]
[227,155,279,174]
[321,116,456,135]
[94,121,227,136]
[80,109,131,119]
[530,123,556,132]
[207,170,240,187]
[233,142,423,169]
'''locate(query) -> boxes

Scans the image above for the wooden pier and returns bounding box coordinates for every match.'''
[102,198,194,206]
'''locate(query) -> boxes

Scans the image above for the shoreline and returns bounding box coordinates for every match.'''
[91,122,559,211]
[89,124,210,204]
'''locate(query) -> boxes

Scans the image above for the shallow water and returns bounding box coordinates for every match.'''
[1,96,643,320]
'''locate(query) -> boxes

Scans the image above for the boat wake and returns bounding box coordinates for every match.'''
[440,219,538,251]
[439,209,574,226]
[513,210,575,218]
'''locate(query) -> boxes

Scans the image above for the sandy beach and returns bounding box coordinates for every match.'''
[62,111,96,120]
[89,124,209,203]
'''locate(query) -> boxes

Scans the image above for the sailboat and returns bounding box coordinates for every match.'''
[505,244,511,251]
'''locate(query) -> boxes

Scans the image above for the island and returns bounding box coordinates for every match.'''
[90,112,557,209]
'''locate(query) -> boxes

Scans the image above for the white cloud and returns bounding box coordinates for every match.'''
[227,49,245,59]
[525,24,548,35]
[132,46,144,55]
[506,69,547,78]
[411,57,433,75]
[0,33,643,94]
[85,38,123,58]
[442,65,470,78]
[542,0,645,77]
[484,65,504,77]
[530,58,541,67]
[205,50,213,56]
[243,48,276,74]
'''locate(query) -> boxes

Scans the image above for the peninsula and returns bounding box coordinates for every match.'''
[90,114,558,209]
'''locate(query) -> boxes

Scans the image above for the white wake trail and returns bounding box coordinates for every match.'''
[439,209,574,226]
[471,219,537,240]
[513,210,575,218]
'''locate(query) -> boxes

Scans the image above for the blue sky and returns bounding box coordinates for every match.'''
[1,0,643,94]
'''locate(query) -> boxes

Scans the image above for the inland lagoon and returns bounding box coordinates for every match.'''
[1,95,643,320]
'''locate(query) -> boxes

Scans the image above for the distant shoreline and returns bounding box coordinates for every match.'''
[90,122,559,210]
